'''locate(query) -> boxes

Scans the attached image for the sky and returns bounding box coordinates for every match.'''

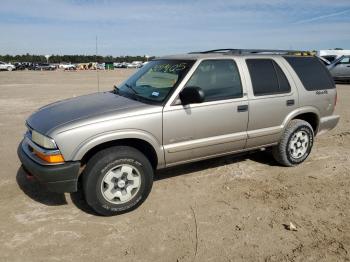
[0,0,350,56]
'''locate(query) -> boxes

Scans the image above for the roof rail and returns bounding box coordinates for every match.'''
[189,49,311,55]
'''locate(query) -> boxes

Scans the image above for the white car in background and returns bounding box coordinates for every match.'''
[318,49,350,63]
[0,61,15,71]
[127,61,143,68]
[59,63,76,70]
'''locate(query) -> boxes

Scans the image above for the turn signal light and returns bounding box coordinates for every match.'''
[34,150,65,163]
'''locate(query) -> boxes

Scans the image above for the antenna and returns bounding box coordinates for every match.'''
[96,35,100,92]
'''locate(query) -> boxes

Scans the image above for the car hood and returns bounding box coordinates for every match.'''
[27,92,149,135]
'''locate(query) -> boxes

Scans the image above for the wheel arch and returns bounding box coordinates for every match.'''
[72,131,164,169]
[283,107,320,134]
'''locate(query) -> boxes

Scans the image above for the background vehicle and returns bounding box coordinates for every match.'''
[327,55,350,82]
[59,63,76,70]
[113,62,121,68]
[13,62,32,70]
[97,63,105,70]
[114,62,127,68]
[321,55,337,63]
[318,49,350,63]
[127,61,143,68]
[0,61,15,71]
[317,56,331,66]
[18,49,339,216]
[33,63,56,71]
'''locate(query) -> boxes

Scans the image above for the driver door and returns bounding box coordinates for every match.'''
[162,59,249,166]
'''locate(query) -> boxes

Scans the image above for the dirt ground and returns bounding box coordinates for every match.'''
[0,70,349,262]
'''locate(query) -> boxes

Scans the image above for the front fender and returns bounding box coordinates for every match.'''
[70,129,165,168]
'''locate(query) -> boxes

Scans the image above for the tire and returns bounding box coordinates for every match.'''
[82,146,154,216]
[7,67,13,71]
[272,119,314,167]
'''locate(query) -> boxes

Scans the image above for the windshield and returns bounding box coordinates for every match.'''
[117,59,194,104]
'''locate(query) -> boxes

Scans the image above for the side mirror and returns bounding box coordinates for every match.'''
[179,86,205,105]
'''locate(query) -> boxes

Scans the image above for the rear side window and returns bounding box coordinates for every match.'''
[246,59,291,96]
[284,56,335,90]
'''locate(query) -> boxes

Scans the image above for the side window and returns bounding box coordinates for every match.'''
[246,59,291,96]
[284,56,335,90]
[323,55,336,63]
[184,60,243,102]
[339,57,350,64]
[274,61,291,93]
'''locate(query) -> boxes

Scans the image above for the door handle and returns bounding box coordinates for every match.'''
[237,105,248,112]
[286,99,295,106]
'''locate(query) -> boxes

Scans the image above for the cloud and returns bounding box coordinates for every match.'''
[0,0,349,55]
[293,8,350,24]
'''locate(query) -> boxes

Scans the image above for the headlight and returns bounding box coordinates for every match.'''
[31,130,57,149]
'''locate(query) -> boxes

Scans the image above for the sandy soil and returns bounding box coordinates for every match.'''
[0,70,349,262]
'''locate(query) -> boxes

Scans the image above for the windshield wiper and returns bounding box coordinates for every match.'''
[114,84,142,102]
[125,83,139,95]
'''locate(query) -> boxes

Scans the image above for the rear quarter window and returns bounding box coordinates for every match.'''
[284,56,335,90]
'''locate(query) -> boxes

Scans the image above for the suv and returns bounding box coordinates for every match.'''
[18,49,340,216]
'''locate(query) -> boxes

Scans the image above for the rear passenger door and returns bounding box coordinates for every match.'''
[244,58,298,148]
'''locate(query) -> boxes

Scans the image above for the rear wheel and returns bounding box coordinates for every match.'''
[272,119,314,166]
[7,66,13,71]
[82,146,154,216]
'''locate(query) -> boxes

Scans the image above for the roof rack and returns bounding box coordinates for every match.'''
[189,49,312,55]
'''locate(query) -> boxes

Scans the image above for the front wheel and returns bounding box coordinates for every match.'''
[7,66,13,71]
[272,119,314,167]
[82,146,154,216]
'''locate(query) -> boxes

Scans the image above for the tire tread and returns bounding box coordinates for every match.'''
[82,146,153,216]
[272,119,314,167]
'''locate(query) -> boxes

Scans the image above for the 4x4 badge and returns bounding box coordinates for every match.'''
[316,90,328,95]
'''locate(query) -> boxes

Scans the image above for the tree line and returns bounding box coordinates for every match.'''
[0,54,150,63]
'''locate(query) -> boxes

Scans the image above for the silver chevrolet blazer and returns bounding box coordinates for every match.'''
[18,49,340,216]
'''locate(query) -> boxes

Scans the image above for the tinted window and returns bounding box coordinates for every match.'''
[339,56,350,64]
[322,55,337,63]
[246,59,291,96]
[185,60,242,102]
[284,56,335,90]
